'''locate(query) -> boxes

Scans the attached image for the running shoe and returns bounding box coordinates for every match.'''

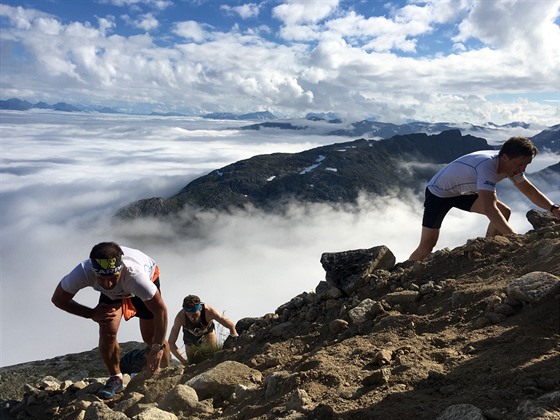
[97,376,124,399]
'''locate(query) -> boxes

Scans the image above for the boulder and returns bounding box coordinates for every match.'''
[506,272,560,304]
[526,209,558,230]
[185,361,262,401]
[320,246,396,294]
[436,403,485,419]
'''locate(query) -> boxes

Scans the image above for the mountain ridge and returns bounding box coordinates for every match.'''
[115,128,559,220]
[116,129,490,218]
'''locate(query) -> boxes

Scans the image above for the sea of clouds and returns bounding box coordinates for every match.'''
[1,110,558,367]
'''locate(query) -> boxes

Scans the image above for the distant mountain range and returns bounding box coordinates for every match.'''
[240,120,559,152]
[0,97,120,114]
[0,97,279,119]
[201,111,276,120]
[3,97,557,151]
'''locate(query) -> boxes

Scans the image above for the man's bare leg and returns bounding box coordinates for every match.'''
[409,226,440,261]
[470,199,511,238]
[98,305,123,375]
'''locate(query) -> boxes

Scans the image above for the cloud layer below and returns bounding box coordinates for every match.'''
[1,111,558,367]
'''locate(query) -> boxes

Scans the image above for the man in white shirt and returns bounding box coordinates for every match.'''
[51,242,170,399]
[409,137,560,261]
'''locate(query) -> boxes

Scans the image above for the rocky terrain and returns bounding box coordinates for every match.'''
[1,210,559,419]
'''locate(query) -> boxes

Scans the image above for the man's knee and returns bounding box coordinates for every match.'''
[498,202,511,220]
[99,331,118,343]
[99,323,119,341]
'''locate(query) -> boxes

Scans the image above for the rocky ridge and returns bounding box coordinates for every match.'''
[1,210,559,419]
[115,126,559,220]
[115,130,492,218]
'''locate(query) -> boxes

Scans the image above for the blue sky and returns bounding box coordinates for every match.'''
[1,0,559,124]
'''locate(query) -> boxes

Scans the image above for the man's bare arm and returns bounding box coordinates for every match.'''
[515,179,556,213]
[206,305,238,336]
[51,283,94,319]
[143,290,168,346]
[168,312,189,365]
[473,190,515,235]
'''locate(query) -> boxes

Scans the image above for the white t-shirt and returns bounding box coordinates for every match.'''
[427,150,526,198]
[60,246,158,301]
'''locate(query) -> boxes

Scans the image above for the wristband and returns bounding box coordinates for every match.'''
[551,204,560,213]
[151,343,165,352]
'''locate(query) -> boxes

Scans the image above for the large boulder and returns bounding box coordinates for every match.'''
[526,209,558,230]
[185,361,262,401]
[320,245,396,295]
[506,271,560,304]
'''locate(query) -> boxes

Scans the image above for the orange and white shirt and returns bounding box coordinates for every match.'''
[60,246,158,301]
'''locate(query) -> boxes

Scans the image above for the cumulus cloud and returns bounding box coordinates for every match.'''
[221,3,261,20]
[272,0,339,26]
[0,1,559,119]
[122,12,159,31]
[173,20,212,42]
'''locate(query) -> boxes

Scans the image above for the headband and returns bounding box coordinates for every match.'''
[91,256,123,276]
[184,303,202,313]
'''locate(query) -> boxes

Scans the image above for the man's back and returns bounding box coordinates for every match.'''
[427,150,507,198]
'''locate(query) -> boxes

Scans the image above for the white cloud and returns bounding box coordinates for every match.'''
[221,3,261,19]
[0,4,51,29]
[272,0,339,26]
[0,1,558,124]
[122,12,159,31]
[100,0,173,10]
[454,0,560,67]
[173,20,212,42]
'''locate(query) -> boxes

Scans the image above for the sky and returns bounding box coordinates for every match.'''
[1,110,559,367]
[1,0,559,125]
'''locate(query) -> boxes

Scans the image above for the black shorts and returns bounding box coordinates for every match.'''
[422,188,478,229]
[99,278,161,320]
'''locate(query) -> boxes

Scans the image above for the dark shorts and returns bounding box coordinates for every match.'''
[422,188,479,229]
[99,278,160,320]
